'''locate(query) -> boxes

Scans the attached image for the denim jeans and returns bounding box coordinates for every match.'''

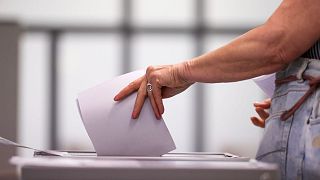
[256,58,320,180]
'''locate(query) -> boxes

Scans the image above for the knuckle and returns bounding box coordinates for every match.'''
[149,71,159,81]
[128,81,136,88]
[146,66,155,74]
[137,89,147,97]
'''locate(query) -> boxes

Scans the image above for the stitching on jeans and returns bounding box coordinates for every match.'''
[284,113,295,178]
[273,89,308,99]
[268,112,284,119]
[301,153,305,179]
[256,148,286,160]
[264,113,282,127]
[310,118,320,125]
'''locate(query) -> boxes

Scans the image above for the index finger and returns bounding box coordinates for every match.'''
[114,76,144,101]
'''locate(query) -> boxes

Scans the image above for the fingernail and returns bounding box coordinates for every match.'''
[253,103,259,107]
[114,95,119,101]
[131,112,136,119]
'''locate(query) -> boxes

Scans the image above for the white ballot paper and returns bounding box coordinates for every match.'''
[252,73,276,98]
[77,70,176,156]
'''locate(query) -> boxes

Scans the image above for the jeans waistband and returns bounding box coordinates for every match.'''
[275,57,320,121]
[276,58,320,80]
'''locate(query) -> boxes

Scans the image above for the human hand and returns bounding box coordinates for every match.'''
[250,98,271,128]
[114,64,194,120]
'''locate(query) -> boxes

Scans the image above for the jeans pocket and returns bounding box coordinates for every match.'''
[304,117,320,179]
[308,117,320,146]
[256,95,285,162]
[310,89,320,120]
[256,113,284,161]
[256,88,306,161]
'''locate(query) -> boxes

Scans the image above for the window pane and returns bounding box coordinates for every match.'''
[18,33,50,156]
[132,0,195,27]
[132,34,196,151]
[57,34,121,150]
[132,34,194,69]
[204,35,264,158]
[0,0,121,25]
[205,0,281,27]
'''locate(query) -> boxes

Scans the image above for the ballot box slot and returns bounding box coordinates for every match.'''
[33,151,250,162]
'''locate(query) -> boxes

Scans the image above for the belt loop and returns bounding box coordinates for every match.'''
[296,58,310,82]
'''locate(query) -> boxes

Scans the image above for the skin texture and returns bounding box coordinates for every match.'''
[114,0,320,120]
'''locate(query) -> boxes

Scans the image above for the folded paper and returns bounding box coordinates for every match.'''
[252,73,275,98]
[77,70,176,156]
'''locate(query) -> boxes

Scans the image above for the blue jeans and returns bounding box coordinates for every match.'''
[256,58,320,180]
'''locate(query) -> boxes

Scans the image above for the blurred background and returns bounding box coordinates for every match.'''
[0,0,281,173]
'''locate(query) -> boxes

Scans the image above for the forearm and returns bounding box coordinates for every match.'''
[181,24,288,83]
[177,0,320,84]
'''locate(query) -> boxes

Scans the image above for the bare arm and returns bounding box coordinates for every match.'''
[180,0,320,83]
[115,0,320,119]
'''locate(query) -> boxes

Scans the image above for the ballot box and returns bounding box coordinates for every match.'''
[11,152,280,180]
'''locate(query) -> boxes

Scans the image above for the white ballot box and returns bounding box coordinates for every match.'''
[11,152,280,180]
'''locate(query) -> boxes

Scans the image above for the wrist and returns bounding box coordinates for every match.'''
[175,61,195,85]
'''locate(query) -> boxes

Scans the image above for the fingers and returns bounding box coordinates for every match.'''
[152,80,164,114]
[114,76,144,101]
[131,78,162,120]
[253,98,271,109]
[146,66,163,119]
[251,99,270,128]
[250,117,265,128]
[132,79,148,119]
[147,89,161,120]
[255,107,270,120]
[116,66,166,120]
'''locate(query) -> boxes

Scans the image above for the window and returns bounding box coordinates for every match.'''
[7,0,281,157]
